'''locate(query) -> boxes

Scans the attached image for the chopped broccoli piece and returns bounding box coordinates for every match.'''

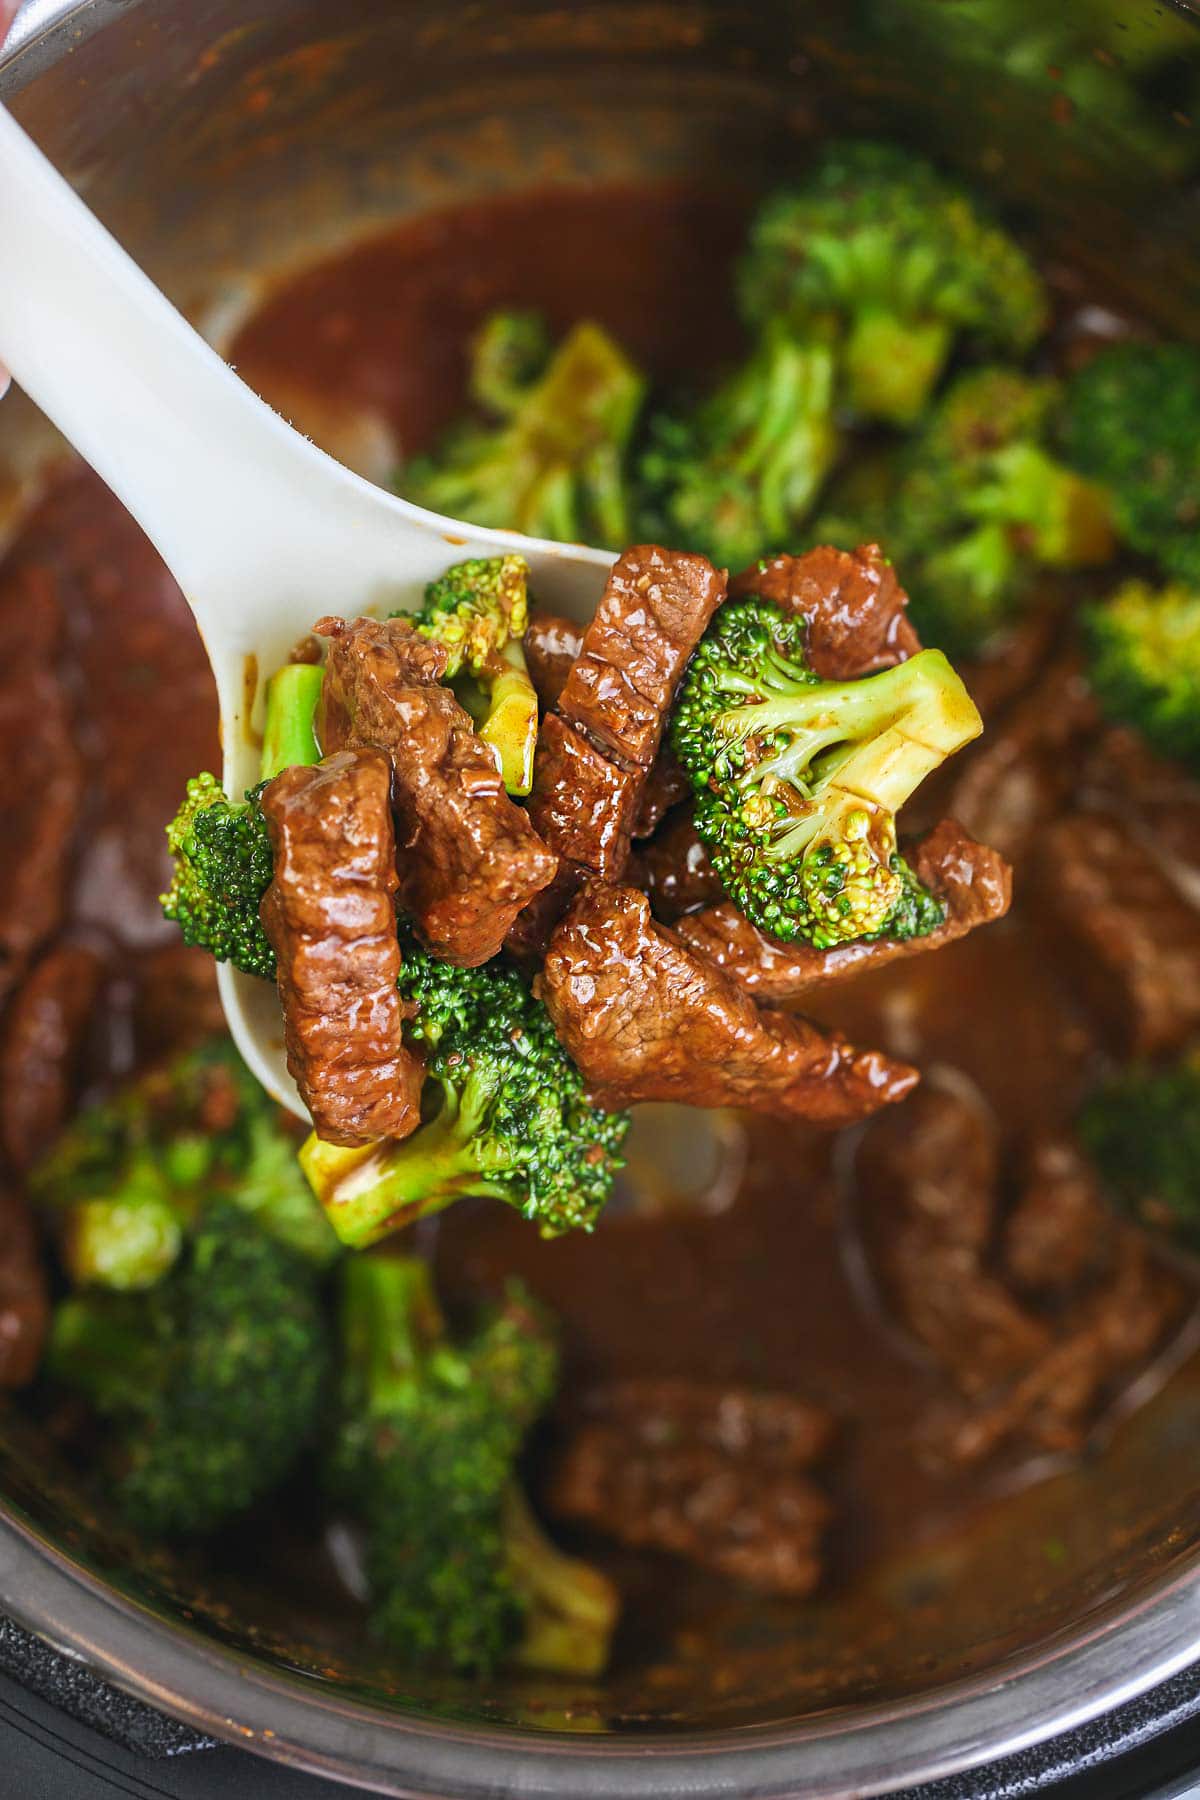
[671,596,981,947]
[331,1255,616,1674]
[161,775,276,980]
[467,310,553,416]
[260,662,324,781]
[403,318,646,548]
[410,554,539,794]
[30,1039,339,1288]
[45,1202,331,1537]
[1063,343,1200,585]
[636,319,839,571]
[1084,578,1200,774]
[738,141,1047,426]
[301,940,629,1248]
[1078,1051,1200,1251]
[818,368,1115,657]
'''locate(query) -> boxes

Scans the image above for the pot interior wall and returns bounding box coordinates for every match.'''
[2,0,1200,1740]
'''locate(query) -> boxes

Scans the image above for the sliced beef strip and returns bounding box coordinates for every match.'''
[525,714,641,883]
[0,563,82,1006]
[524,610,583,713]
[947,653,1099,863]
[502,859,587,966]
[320,615,556,964]
[260,749,423,1147]
[0,1182,49,1389]
[1034,811,1200,1057]
[546,1377,834,1597]
[674,820,1011,1001]
[133,944,226,1066]
[729,543,920,679]
[556,545,726,772]
[539,879,918,1126]
[857,1086,1052,1397]
[0,944,105,1173]
[1003,1131,1113,1300]
[629,804,724,923]
[1080,725,1200,888]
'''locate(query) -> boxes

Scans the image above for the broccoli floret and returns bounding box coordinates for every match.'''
[1078,1051,1200,1251]
[403,318,646,548]
[739,141,1047,426]
[1083,578,1200,774]
[331,1255,616,1675]
[635,319,839,571]
[1063,343,1200,585]
[671,597,981,947]
[820,368,1115,657]
[301,941,629,1248]
[410,554,539,795]
[30,1039,339,1289]
[161,775,276,979]
[45,1202,331,1536]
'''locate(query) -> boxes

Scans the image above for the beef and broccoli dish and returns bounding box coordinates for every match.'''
[2,139,1199,1692]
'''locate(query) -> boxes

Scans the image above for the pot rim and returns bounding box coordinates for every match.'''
[3,2,1200,1793]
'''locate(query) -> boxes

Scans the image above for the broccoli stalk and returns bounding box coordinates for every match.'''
[402,318,646,549]
[467,310,553,417]
[45,1203,331,1537]
[1064,343,1200,585]
[1078,1051,1200,1251]
[30,1040,339,1290]
[1084,578,1200,774]
[302,941,629,1248]
[738,141,1047,427]
[411,554,538,795]
[161,661,322,974]
[636,319,839,572]
[331,1255,617,1675]
[672,597,981,947]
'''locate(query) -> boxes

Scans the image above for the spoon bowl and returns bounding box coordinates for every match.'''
[0,103,613,1116]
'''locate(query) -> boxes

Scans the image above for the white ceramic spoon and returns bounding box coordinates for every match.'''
[0,103,614,1119]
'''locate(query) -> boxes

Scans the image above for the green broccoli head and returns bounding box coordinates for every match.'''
[635,319,839,571]
[1084,578,1200,774]
[161,775,276,980]
[331,1255,616,1675]
[402,317,646,549]
[1078,1050,1200,1251]
[1063,343,1200,584]
[411,555,539,795]
[739,141,1047,426]
[872,367,1116,657]
[672,597,980,947]
[302,943,630,1249]
[30,1038,339,1289]
[45,1202,331,1537]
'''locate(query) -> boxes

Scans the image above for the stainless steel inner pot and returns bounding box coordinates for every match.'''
[3,2,1200,1793]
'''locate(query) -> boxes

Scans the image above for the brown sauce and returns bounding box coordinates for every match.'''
[2,178,1196,1714]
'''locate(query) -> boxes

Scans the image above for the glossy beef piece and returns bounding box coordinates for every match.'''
[524,610,582,712]
[260,750,422,1147]
[1035,812,1200,1057]
[858,1088,1188,1465]
[0,565,82,1006]
[1080,725,1200,879]
[321,615,557,963]
[546,1377,834,1597]
[948,653,1099,863]
[0,1182,49,1389]
[858,1086,1051,1398]
[0,944,104,1172]
[502,859,586,966]
[133,945,226,1066]
[526,714,641,881]
[630,804,723,923]
[539,880,918,1126]
[730,543,920,679]
[674,820,1011,1000]
[557,545,726,771]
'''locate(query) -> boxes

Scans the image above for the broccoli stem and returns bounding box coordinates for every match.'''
[479,641,539,796]
[842,310,951,428]
[338,1253,444,1407]
[504,1484,619,1677]
[259,663,324,781]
